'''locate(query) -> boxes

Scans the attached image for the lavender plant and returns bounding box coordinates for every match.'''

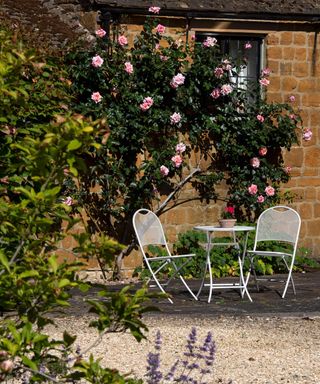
[145,327,216,383]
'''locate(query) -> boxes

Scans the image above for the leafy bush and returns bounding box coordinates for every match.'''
[174,229,317,278]
[0,24,154,383]
[64,10,303,273]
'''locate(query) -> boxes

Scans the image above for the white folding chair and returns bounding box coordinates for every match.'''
[132,209,198,304]
[246,205,301,298]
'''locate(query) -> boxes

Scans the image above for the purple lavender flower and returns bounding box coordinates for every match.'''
[145,331,163,384]
[185,327,197,357]
[155,330,162,351]
[165,359,179,381]
[146,328,216,384]
[146,352,163,383]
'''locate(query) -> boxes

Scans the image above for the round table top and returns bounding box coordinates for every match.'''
[194,225,255,232]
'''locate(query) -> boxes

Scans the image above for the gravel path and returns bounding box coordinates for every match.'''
[45,314,320,383]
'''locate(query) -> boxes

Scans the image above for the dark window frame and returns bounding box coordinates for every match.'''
[195,32,265,88]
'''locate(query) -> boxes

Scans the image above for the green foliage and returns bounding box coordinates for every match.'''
[65,14,302,269]
[0,24,155,383]
[174,230,241,278]
[71,355,143,383]
[173,230,316,278]
[0,26,72,130]
[88,286,159,342]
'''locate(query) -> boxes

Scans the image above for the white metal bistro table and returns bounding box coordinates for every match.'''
[194,225,255,303]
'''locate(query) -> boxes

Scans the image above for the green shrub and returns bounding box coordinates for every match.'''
[64,11,303,274]
[0,24,153,383]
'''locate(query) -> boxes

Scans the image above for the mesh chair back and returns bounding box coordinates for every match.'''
[132,209,198,302]
[133,209,167,247]
[255,206,301,245]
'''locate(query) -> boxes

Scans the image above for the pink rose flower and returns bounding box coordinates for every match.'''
[244,42,252,49]
[160,165,169,176]
[139,96,154,111]
[221,84,233,95]
[171,154,183,168]
[191,34,195,41]
[257,114,265,122]
[91,91,102,103]
[289,114,296,120]
[250,157,260,168]
[0,360,14,373]
[210,88,220,99]
[257,195,265,203]
[170,73,185,89]
[0,176,9,184]
[63,196,73,206]
[174,39,183,48]
[170,112,182,124]
[160,55,169,61]
[259,78,270,86]
[175,142,186,153]
[265,186,275,196]
[248,184,258,195]
[203,36,217,47]
[124,62,133,74]
[284,165,292,173]
[259,147,267,156]
[222,59,232,71]
[261,67,271,76]
[118,35,128,46]
[91,55,104,68]
[303,128,313,141]
[214,67,224,78]
[4,126,17,135]
[156,24,166,34]
[149,6,160,14]
[289,95,296,102]
[95,28,106,38]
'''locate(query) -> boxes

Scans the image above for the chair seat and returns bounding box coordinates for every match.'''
[147,253,195,262]
[248,250,293,258]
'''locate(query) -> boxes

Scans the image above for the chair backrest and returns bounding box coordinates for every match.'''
[253,205,301,251]
[132,209,171,257]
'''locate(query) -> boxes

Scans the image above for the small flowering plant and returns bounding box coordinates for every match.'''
[221,205,236,219]
[145,327,216,384]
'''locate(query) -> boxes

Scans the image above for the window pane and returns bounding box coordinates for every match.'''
[195,33,263,89]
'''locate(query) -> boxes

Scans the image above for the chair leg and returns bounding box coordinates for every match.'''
[249,257,260,292]
[282,269,295,298]
[170,260,198,301]
[146,260,173,304]
[281,257,296,298]
[196,264,207,298]
[178,275,198,300]
[238,256,253,302]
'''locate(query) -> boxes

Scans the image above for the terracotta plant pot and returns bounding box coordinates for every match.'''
[219,219,237,228]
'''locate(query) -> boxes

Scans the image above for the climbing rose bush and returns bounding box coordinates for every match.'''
[65,6,305,264]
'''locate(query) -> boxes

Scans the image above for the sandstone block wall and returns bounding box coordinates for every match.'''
[266,30,320,255]
[120,18,320,275]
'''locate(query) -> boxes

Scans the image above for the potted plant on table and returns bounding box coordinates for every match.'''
[219,205,237,228]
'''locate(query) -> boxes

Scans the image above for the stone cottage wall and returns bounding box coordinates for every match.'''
[266,30,320,256]
[119,17,320,274]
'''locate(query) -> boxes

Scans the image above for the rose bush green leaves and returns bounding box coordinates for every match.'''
[65,11,302,271]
